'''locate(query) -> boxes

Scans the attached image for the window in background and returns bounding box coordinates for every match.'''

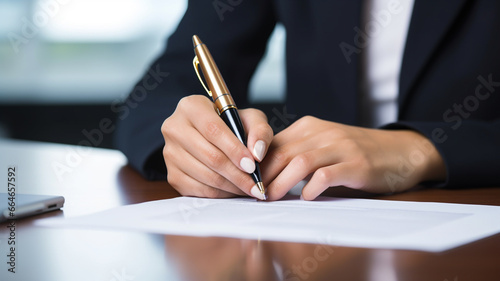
[0,0,285,146]
[0,0,186,103]
[0,0,285,104]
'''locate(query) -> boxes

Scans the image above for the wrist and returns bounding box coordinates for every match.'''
[404,131,447,183]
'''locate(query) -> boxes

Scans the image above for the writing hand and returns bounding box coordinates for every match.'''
[161,95,273,198]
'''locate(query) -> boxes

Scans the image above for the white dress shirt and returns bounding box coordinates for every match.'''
[359,0,415,127]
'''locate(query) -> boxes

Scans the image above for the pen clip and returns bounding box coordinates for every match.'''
[193,56,212,97]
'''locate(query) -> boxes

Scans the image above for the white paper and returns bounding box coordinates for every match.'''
[36,196,500,252]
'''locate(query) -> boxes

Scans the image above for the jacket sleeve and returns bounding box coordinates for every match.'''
[384,118,500,188]
[114,0,277,180]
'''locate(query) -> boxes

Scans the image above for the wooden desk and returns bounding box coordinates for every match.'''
[0,139,499,281]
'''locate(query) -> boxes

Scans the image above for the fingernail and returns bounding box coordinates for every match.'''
[240,157,256,174]
[251,184,267,200]
[252,140,266,161]
[300,194,305,201]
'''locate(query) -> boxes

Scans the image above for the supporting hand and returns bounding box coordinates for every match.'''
[262,116,446,200]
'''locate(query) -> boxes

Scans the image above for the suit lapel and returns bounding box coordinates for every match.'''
[399,0,469,111]
[313,0,363,124]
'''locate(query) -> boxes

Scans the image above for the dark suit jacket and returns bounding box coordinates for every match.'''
[115,0,500,188]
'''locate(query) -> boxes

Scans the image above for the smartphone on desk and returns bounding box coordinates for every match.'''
[0,193,65,223]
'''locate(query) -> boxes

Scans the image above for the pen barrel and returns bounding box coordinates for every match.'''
[193,41,231,99]
[214,93,237,115]
[220,108,263,185]
[220,108,247,146]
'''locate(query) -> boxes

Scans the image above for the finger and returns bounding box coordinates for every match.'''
[262,133,329,186]
[301,162,362,201]
[183,96,256,175]
[170,125,257,197]
[266,146,340,201]
[239,109,274,162]
[167,165,237,199]
[166,142,247,197]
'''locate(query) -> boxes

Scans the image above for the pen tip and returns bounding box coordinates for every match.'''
[192,35,202,48]
[257,182,267,201]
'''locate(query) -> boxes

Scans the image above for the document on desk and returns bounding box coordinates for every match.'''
[36,196,500,252]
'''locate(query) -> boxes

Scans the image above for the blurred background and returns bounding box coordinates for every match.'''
[0,0,285,148]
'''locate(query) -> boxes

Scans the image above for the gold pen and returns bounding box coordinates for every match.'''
[192,35,266,200]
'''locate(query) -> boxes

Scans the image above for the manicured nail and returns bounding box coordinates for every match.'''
[251,184,267,200]
[240,157,256,174]
[252,140,266,161]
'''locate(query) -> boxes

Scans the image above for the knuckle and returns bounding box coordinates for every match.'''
[204,121,222,140]
[161,117,169,130]
[180,95,197,105]
[178,95,206,113]
[161,117,173,135]
[162,146,170,159]
[161,117,183,141]
[297,115,316,126]
[314,168,332,186]
[324,128,340,139]
[166,173,175,185]
[291,153,312,170]
[338,127,353,139]
[177,96,192,111]
[162,146,177,164]
[250,108,268,121]
[341,139,359,152]
[289,115,318,136]
[206,149,225,169]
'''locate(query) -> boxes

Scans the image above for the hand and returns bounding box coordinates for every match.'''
[261,116,446,200]
[161,95,273,199]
